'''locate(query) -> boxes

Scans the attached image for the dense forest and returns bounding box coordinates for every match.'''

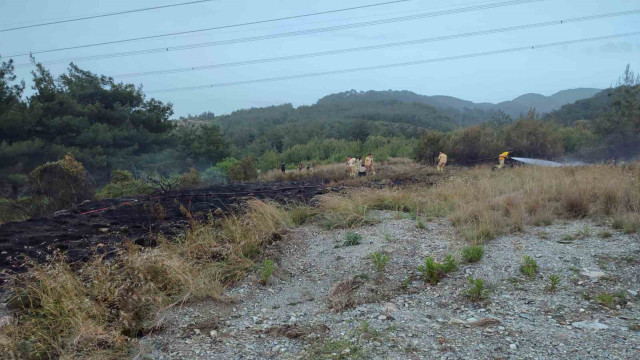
[1,59,638,220]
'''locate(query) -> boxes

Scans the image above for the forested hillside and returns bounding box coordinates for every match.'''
[1,58,637,215]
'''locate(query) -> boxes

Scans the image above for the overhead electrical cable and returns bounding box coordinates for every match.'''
[145,32,640,93]
[2,0,413,57]
[0,0,224,33]
[109,10,640,79]
[3,0,540,60]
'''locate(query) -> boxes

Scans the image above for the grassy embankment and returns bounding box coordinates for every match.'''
[0,200,291,359]
[2,163,639,359]
[314,164,640,240]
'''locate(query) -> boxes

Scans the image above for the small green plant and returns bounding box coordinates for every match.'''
[417,255,457,284]
[382,232,391,242]
[599,230,613,239]
[546,274,560,292]
[560,234,574,242]
[343,232,362,247]
[416,218,426,229]
[258,259,275,285]
[401,276,410,289]
[461,246,484,263]
[442,255,458,273]
[463,277,490,301]
[595,292,626,309]
[520,256,538,278]
[370,252,390,273]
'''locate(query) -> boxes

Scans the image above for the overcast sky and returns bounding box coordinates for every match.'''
[1,0,639,117]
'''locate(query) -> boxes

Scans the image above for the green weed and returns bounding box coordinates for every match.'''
[370,252,389,273]
[417,255,457,284]
[342,232,362,247]
[520,256,538,278]
[546,274,560,292]
[258,259,275,285]
[461,246,484,263]
[463,277,490,302]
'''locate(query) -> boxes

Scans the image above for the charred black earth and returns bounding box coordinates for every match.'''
[0,181,325,281]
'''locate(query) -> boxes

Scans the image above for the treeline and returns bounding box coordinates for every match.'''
[415,66,640,164]
[0,60,232,199]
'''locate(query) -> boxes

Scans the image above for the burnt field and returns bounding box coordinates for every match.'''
[0,181,325,280]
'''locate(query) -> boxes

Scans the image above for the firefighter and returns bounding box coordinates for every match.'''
[437,151,447,172]
[497,151,510,169]
[348,156,357,177]
[364,153,376,175]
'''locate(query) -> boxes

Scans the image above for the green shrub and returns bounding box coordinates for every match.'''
[29,154,95,212]
[370,252,389,273]
[463,277,490,301]
[111,169,134,183]
[228,156,258,182]
[546,274,560,292]
[177,167,201,189]
[0,197,43,223]
[417,255,457,284]
[258,259,275,285]
[342,232,362,247]
[461,246,485,263]
[520,256,538,278]
[214,157,240,175]
[97,169,153,199]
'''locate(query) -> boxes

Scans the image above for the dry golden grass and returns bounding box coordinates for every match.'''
[260,158,431,184]
[0,200,290,360]
[329,164,640,242]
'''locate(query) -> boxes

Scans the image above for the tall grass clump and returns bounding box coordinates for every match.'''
[461,245,485,263]
[440,165,640,241]
[316,194,377,229]
[0,199,290,359]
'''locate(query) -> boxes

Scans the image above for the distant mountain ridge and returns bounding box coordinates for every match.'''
[318,88,602,118]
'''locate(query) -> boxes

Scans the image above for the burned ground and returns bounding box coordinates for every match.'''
[0,181,325,280]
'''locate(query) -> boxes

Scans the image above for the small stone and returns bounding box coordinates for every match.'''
[628,323,640,331]
[448,318,467,326]
[510,344,517,350]
[579,308,585,312]
[628,290,638,297]
[572,321,609,330]
[580,268,605,281]
[341,348,351,354]
[209,330,218,338]
[378,315,388,320]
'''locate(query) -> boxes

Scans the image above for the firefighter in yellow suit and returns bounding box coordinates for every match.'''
[497,151,510,169]
[364,153,375,175]
[437,152,447,172]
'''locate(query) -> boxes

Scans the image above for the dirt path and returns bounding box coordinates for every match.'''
[141,212,640,359]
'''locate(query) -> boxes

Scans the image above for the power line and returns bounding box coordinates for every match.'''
[0,0,223,33]
[110,10,640,79]
[2,0,414,57]
[146,32,640,93]
[8,0,543,66]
